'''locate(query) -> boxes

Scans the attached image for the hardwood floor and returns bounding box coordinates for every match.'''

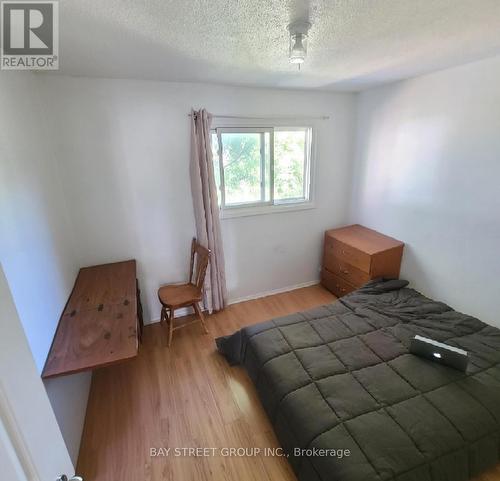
[77,285,500,481]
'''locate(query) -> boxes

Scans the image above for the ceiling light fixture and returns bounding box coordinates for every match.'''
[287,21,311,69]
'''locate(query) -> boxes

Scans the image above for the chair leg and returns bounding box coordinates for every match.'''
[168,307,175,347]
[160,306,166,325]
[193,303,208,334]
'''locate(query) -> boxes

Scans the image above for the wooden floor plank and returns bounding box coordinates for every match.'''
[77,285,500,481]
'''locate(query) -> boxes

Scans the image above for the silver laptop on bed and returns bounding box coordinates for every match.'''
[410,335,469,372]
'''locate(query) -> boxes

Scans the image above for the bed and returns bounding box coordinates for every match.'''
[216,279,500,481]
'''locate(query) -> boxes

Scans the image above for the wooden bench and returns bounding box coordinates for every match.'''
[42,260,143,379]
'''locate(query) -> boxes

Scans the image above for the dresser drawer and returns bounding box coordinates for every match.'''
[324,236,372,273]
[323,255,370,287]
[321,269,356,298]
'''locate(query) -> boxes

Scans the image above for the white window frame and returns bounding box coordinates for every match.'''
[212,125,315,219]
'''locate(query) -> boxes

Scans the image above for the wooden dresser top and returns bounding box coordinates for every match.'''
[326,224,404,255]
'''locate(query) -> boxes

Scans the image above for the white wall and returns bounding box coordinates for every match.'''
[0,73,75,372]
[44,372,91,463]
[39,77,356,322]
[350,55,500,326]
[0,72,91,464]
[0,265,74,480]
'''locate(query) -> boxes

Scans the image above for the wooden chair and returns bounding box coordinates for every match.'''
[158,238,210,347]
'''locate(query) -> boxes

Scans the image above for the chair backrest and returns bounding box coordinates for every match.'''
[189,238,210,292]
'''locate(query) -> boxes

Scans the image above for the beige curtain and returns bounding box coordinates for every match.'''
[189,108,227,312]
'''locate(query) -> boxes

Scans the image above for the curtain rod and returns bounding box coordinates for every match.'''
[188,113,330,120]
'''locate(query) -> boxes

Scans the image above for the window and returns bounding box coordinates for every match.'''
[211,126,313,216]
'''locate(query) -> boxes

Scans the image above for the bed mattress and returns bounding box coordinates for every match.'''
[216,279,500,481]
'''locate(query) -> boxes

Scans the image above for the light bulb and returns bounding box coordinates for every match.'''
[287,21,311,66]
[289,33,306,64]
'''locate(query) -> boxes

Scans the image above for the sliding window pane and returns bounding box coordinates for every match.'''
[221,132,267,205]
[264,132,271,202]
[274,129,307,201]
[211,133,221,204]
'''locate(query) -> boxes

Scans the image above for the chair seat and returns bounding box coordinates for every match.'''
[158,283,202,308]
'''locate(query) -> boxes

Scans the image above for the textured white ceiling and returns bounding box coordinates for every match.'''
[52,0,500,90]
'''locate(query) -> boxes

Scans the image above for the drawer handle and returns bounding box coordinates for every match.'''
[341,288,346,292]
[341,269,349,274]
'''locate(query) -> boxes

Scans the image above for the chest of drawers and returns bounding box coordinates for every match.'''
[321,224,404,298]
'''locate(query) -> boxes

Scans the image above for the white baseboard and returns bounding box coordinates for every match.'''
[148,306,193,325]
[147,279,320,325]
[227,280,320,305]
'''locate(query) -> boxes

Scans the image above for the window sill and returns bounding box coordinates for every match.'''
[220,201,315,220]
